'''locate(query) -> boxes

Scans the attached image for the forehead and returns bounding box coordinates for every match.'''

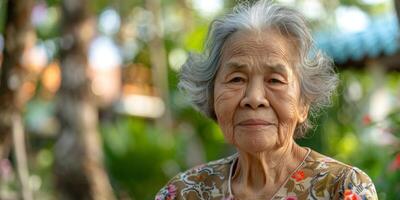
[220,29,299,64]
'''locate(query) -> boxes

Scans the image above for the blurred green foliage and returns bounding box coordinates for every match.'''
[298,70,400,199]
[100,118,181,199]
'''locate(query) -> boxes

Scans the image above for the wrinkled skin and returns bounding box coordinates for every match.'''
[213,28,310,198]
[214,29,308,154]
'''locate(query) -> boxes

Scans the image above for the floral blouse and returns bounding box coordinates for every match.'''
[155,149,378,200]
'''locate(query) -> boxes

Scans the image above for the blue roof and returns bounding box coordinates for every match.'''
[314,14,400,64]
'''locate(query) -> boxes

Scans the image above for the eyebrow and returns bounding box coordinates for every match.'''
[223,61,249,70]
[264,63,288,75]
[223,61,288,75]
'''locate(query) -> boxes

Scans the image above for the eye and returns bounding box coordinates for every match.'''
[229,77,245,83]
[268,78,284,84]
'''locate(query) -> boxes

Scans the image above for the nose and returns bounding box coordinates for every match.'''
[240,78,269,109]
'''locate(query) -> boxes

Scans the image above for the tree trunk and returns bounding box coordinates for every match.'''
[146,0,172,130]
[178,0,194,33]
[0,0,34,199]
[54,0,116,199]
[395,0,400,25]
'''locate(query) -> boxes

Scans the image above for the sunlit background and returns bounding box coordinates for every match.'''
[0,0,399,199]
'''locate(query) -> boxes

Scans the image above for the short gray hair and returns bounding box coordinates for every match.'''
[178,0,338,138]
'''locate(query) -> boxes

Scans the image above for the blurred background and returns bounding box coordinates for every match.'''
[0,0,399,199]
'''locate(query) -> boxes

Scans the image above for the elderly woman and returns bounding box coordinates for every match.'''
[156,1,377,199]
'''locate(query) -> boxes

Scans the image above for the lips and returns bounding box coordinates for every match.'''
[237,119,275,126]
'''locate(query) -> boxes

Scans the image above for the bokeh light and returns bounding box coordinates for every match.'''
[98,8,121,36]
[168,48,187,71]
[336,6,370,33]
[89,36,122,70]
[192,0,223,17]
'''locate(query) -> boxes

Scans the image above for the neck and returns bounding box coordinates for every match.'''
[231,141,307,198]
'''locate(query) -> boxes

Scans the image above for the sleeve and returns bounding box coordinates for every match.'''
[155,183,179,200]
[335,167,378,200]
[155,173,183,200]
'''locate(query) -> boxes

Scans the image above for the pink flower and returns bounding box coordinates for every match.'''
[155,184,177,200]
[166,184,177,200]
[286,196,297,200]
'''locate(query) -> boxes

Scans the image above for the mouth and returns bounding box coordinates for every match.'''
[237,119,275,127]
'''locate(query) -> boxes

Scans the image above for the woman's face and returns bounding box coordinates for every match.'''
[213,29,308,154]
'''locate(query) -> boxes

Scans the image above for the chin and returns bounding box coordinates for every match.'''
[236,139,276,154]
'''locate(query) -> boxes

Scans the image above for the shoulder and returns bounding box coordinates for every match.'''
[305,150,378,199]
[155,154,237,200]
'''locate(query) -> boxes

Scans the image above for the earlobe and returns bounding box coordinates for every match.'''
[298,104,309,123]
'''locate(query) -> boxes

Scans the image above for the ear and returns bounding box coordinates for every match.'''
[297,103,309,123]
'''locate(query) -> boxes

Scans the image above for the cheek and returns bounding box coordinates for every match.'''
[214,86,243,143]
[268,84,302,123]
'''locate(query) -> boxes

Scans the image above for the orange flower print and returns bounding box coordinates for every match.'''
[344,189,361,200]
[291,170,305,182]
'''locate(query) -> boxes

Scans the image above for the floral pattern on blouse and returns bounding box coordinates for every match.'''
[155,149,378,200]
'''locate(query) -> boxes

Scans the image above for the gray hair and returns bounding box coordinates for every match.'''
[178,0,338,138]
